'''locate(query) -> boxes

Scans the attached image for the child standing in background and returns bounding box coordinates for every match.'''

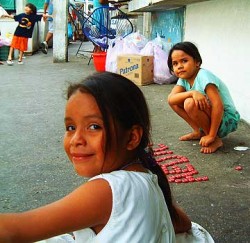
[167,41,240,154]
[1,3,45,65]
[0,72,214,242]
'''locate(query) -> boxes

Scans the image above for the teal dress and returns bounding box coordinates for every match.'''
[177,68,240,137]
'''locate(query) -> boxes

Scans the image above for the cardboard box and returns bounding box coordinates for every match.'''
[117,55,154,86]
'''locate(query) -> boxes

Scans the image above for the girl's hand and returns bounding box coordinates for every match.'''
[172,205,192,234]
[199,135,215,147]
[42,14,48,21]
[192,91,210,111]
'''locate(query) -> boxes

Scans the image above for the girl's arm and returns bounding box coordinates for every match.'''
[172,204,191,234]
[0,179,112,243]
[200,84,224,146]
[168,85,209,108]
[1,14,14,19]
[168,85,187,105]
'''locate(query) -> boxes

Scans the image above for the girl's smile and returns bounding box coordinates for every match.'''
[64,90,132,177]
[64,90,106,177]
[71,152,94,164]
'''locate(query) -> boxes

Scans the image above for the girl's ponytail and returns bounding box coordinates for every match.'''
[139,148,178,221]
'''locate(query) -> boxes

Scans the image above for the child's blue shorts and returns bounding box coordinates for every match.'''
[218,110,240,138]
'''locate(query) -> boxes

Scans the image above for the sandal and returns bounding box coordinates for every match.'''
[7,60,14,66]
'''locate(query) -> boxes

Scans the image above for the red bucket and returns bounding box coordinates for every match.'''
[93,52,107,72]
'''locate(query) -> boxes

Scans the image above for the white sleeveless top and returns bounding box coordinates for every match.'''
[73,170,175,243]
[37,171,214,243]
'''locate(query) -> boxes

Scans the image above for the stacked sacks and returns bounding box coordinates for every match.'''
[105,32,177,84]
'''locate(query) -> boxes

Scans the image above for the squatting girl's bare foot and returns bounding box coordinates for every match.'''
[179,131,202,141]
[200,137,223,154]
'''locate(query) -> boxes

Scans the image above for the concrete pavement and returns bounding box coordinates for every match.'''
[0,41,249,242]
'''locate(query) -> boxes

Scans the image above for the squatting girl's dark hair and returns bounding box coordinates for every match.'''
[26,3,37,14]
[67,71,177,221]
[168,41,202,73]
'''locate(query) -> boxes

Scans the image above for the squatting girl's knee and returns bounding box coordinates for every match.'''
[183,98,196,112]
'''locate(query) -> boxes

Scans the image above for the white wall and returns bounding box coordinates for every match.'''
[184,0,250,124]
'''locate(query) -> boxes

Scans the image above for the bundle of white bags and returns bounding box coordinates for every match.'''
[105,31,177,84]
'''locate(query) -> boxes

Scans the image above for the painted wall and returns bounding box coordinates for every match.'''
[184,0,250,124]
[151,8,184,43]
[27,0,45,10]
[0,0,15,10]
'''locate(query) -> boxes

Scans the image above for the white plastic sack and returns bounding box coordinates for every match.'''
[105,37,124,73]
[105,36,140,73]
[123,38,140,55]
[124,31,148,50]
[152,33,173,53]
[153,45,174,84]
[140,41,154,56]
[140,39,176,84]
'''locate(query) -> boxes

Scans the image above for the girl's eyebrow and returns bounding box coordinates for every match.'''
[174,57,187,61]
[64,115,103,122]
[64,117,72,122]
